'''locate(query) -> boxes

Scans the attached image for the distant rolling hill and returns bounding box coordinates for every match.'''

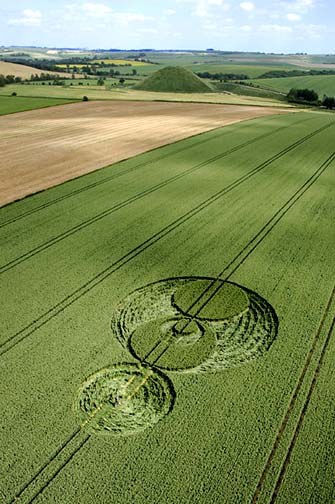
[249,74,335,97]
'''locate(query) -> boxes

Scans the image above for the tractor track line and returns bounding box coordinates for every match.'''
[0,127,334,357]
[9,431,90,504]
[0,119,329,275]
[8,428,82,504]
[0,117,263,227]
[9,149,335,504]
[144,150,335,363]
[155,148,335,335]
[250,283,335,504]
[269,310,335,504]
[0,114,312,228]
[0,122,301,273]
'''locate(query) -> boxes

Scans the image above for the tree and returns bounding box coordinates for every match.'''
[119,78,125,85]
[97,77,105,86]
[322,96,335,109]
[287,88,319,103]
[132,69,137,76]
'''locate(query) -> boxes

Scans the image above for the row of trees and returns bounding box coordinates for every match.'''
[196,71,250,81]
[287,88,319,103]
[287,88,335,109]
[29,73,66,82]
[0,74,22,86]
[258,69,335,79]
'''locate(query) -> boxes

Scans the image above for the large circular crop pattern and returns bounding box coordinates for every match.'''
[76,363,175,436]
[76,277,278,436]
[111,277,278,373]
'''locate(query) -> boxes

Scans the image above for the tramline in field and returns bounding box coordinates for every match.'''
[0,110,334,504]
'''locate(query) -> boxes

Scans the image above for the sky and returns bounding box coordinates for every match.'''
[0,0,334,53]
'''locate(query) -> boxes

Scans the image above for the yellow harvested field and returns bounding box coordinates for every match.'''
[0,61,76,79]
[0,100,293,206]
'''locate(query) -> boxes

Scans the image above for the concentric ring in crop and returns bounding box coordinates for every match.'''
[75,363,175,436]
[111,277,278,373]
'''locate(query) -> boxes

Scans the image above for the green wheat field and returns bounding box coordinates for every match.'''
[1,110,334,504]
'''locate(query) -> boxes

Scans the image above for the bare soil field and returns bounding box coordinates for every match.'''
[0,61,76,79]
[0,100,293,206]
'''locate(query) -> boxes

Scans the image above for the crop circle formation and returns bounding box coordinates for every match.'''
[76,277,278,436]
[76,363,175,436]
[111,277,278,373]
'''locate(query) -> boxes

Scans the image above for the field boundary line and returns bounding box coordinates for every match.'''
[0,116,261,226]
[0,132,334,357]
[0,117,323,274]
[269,310,335,504]
[0,113,310,228]
[8,150,335,504]
[249,290,335,503]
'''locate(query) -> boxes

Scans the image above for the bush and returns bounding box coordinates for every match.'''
[83,95,89,101]
[11,92,17,96]
[287,88,319,104]
[322,96,335,109]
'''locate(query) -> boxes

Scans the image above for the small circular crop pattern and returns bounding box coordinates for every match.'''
[76,363,175,436]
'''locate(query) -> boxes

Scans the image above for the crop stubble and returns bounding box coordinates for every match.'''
[0,100,292,206]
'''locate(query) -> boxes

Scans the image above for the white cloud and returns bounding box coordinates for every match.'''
[298,23,326,38]
[177,0,230,18]
[82,3,112,17]
[164,9,176,15]
[8,9,42,26]
[113,12,154,23]
[137,28,159,34]
[241,24,252,31]
[240,2,255,12]
[259,23,293,32]
[78,4,154,23]
[287,13,301,20]
[203,23,217,30]
[280,0,315,13]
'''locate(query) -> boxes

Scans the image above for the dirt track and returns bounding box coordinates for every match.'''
[0,100,292,206]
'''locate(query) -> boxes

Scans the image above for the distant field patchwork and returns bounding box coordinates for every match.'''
[249,74,335,97]
[0,111,334,504]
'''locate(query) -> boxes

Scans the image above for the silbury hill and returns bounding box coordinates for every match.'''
[135,66,212,93]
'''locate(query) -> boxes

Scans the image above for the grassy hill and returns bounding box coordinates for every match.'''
[135,66,212,93]
[249,74,335,97]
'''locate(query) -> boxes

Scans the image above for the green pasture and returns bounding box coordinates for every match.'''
[0,111,334,503]
[187,63,299,78]
[0,83,290,107]
[212,81,287,100]
[249,74,335,97]
[0,95,76,115]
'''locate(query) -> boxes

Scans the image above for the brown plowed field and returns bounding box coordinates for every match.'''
[0,100,292,206]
